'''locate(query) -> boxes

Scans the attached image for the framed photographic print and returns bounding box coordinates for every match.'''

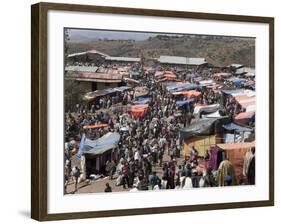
[31,2,274,221]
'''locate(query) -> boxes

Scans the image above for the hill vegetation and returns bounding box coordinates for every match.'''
[66,34,255,67]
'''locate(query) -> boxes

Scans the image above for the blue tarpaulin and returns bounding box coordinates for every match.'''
[76,133,86,159]
[78,132,120,156]
[133,97,150,105]
[223,123,253,132]
[176,99,194,106]
[167,83,201,92]
[221,89,244,95]
[232,79,247,87]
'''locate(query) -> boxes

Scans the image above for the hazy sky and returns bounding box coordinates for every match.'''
[67,29,160,41]
[67,29,188,40]
[66,28,254,42]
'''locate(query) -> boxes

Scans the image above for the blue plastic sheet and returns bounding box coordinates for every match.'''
[78,132,120,157]
[176,99,195,107]
[133,97,150,105]
[223,123,253,132]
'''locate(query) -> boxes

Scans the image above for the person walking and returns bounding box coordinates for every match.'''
[104,183,112,192]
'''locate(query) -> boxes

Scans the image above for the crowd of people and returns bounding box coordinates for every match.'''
[64,65,255,194]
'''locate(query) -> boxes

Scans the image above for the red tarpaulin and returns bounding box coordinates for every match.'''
[172,90,202,98]
[131,104,149,118]
[217,142,255,180]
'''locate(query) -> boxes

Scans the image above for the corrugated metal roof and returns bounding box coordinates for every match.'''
[68,49,109,58]
[158,55,207,65]
[67,72,123,83]
[229,64,244,68]
[235,67,255,75]
[65,66,99,73]
[105,56,141,62]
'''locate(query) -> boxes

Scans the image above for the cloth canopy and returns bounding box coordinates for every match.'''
[193,104,220,117]
[167,83,200,92]
[163,73,177,79]
[133,97,150,105]
[131,104,149,118]
[83,132,120,156]
[176,99,194,107]
[172,90,202,98]
[232,79,247,86]
[180,117,230,140]
[123,77,140,84]
[223,123,253,132]
[235,111,255,120]
[77,132,120,157]
[217,141,256,150]
[216,142,255,179]
[134,87,149,97]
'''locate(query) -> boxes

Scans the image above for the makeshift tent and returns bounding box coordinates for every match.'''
[246,105,256,112]
[222,89,255,97]
[232,79,247,87]
[212,73,232,78]
[133,97,150,105]
[155,71,164,77]
[113,86,132,92]
[175,99,194,107]
[202,110,222,118]
[83,88,119,101]
[239,98,255,108]
[223,123,253,132]
[193,104,220,118]
[134,87,149,98]
[235,111,255,124]
[223,123,253,143]
[79,132,120,175]
[167,83,200,92]
[216,142,255,180]
[156,77,177,83]
[199,80,215,86]
[172,90,202,98]
[131,104,149,118]
[180,117,231,141]
[163,73,177,79]
[123,77,140,84]
[182,134,221,157]
[81,132,120,156]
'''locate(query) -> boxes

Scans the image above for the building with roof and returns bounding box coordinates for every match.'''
[67,49,110,65]
[105,56,141,64]
[158,55,208,68]
[235,67,255,76]
[66,70,124,92]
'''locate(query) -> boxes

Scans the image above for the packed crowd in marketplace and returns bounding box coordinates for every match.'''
[64,51,256,194]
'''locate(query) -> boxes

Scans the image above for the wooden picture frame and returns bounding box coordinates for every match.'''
[31,2,274,221]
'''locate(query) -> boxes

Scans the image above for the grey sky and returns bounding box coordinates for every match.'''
[67,29,159,41]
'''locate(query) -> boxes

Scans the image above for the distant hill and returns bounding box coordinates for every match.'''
[66,34,255,67]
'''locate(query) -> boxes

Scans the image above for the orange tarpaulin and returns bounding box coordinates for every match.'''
[172,90,202,98]
[83,124,108,129]
[163,74,177,79]
[234,95,250,101]
[235,111,255,120]
[239,100,256,108]
[217,142,255,180]
[157,77,177,83]
[131,104,149,118]
[163,71,175,74]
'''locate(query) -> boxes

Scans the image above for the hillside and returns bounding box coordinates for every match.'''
[66,34,255,67]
